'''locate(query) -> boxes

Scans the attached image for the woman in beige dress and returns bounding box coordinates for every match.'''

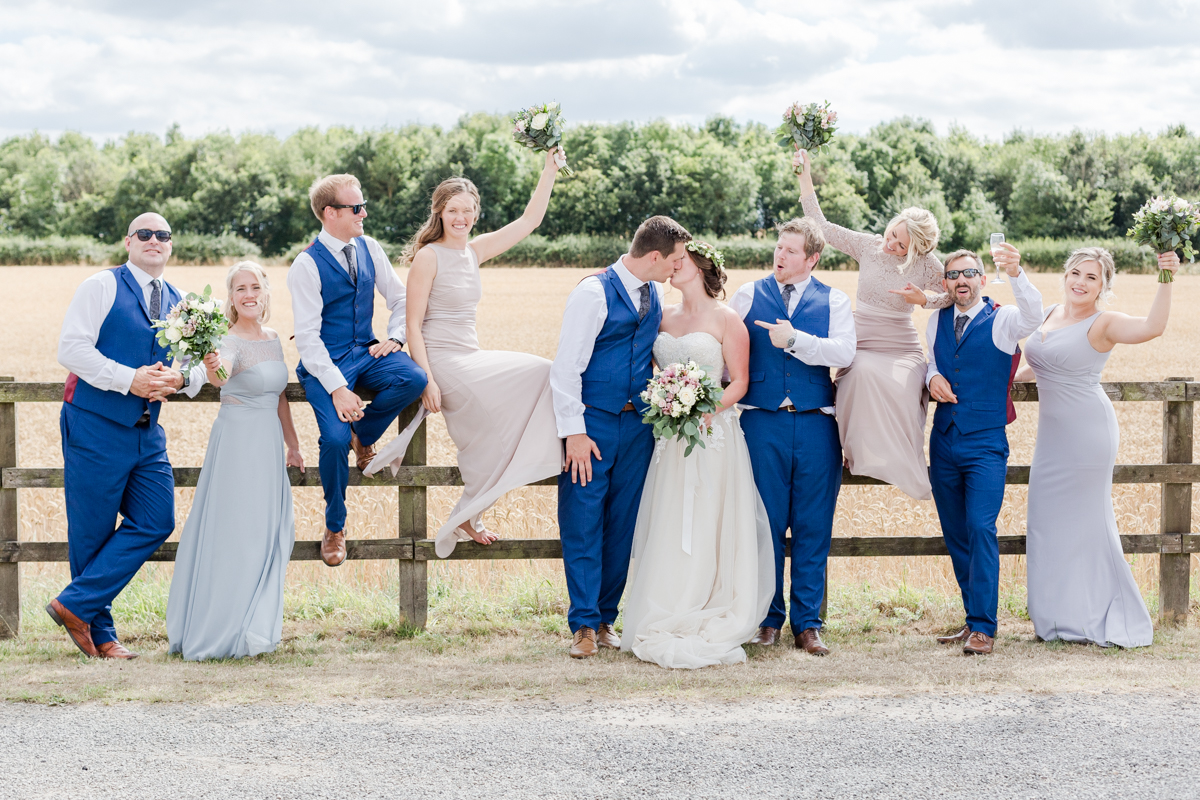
[385,149,565,557]
[794,149,950,499]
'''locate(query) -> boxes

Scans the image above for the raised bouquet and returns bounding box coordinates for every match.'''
[152,285,230,380]
[777,100,838,173]
[512,101,573,176]
[640,361,724,457]
[1126,195,1200,283]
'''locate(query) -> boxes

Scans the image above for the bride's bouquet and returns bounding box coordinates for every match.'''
[512,101,573,176]
[1126,195,1200,282]
[777,100,838,173]
[640,361,724,457]
[152,285,230,380]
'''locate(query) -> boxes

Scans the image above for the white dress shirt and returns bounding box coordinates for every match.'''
[58,262,206,397]
[728,275,857,411]
[924,268,1044,386]
[549,257,664,438]
[287,229,408,394]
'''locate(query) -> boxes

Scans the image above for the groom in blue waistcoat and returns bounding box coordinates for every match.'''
[51,212,208,658]
[731,217,857,656]
[550,216,691,658]
[288,174,427,567]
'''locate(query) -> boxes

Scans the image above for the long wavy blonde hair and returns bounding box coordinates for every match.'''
[885,207,940,272]
[401,178,481,263]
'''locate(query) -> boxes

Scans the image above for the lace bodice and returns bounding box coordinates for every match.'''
[219,334,287,407]
[653,332,724,374]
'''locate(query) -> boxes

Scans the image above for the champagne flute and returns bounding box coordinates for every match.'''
[990,233,1006,284]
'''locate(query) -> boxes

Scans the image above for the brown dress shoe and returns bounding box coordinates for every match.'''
[570,627,598,658]
[963,631,995,655]
[46,598,98,658]
[936,625,971,645]
[748,626,780,646]
[350,432,376,473]
[796,627,830,656]
[596,623,620,649]
[96,641,139,660]
[321,528,347,567]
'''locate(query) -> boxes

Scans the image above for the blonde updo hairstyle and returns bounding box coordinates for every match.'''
[884,207,940,272]
[1062,246,1116,305]
[402,177,482,263]
[223,261,272,324]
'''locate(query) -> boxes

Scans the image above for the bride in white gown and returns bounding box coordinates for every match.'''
[620,241,775,669]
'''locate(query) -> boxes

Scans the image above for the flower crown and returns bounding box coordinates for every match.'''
[686,240,725,270]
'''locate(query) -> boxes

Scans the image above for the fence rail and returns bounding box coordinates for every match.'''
[0,378,1195,639]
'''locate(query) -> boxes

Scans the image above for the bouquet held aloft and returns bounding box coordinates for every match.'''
[1126,195,1200,283]
[777,100,838,173]
[512,102,573,176]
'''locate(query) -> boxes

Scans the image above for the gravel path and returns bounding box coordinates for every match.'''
[3,693,1198,799]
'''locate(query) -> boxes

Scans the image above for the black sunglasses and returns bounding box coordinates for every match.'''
[327,202,368,214]
[944,268,983,280]
[133,229,172,242]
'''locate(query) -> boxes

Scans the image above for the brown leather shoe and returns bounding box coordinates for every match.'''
[45,598,98,658]
[936,625,971,645]
[96,640,139,660]
[963,631,995,655]
[321,528,347,567]
[570,627,598,658]
[596,623,620,649]
[748,626,780,646]
[796,627,830,656]
[350,431,376,472]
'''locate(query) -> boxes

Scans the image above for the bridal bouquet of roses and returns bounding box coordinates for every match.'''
[777,100,838,173]
[152,285,230,379]
[1126,195,1200,283]
[512,101,573,176]
[640,361,724,457]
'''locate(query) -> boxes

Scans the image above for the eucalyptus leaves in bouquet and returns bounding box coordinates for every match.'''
[152,285,230,380]
[1126,195,1200,283]
[512,101,574,176]
[777,100,838,173]
[640,361,724,457]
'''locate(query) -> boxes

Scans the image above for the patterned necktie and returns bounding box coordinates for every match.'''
[342,244,358,285]
[780,283,794,312]
[149,279,161,321]
[954,312,969,343]
[638,283,650,321]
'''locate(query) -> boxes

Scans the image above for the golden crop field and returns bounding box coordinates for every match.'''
[2,263,1197,607]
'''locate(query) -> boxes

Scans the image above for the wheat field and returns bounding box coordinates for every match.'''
[2,263,1197,613]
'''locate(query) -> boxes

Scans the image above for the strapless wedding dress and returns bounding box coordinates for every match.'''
[620,331,774,669]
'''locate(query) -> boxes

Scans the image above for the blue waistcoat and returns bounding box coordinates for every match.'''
[743,275,835,411]
[308,237,377,363]
[932,299,1014,435]
[64,264,182,428]
[580,266,662,414]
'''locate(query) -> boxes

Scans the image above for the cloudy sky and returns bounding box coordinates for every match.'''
[1,0,1197,142]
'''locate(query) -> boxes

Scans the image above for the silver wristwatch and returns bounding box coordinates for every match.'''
[785,334,796,350]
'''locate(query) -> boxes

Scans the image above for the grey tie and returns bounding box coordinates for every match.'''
[149,279,161,321]
[780,283,794,312]
[342,244,358,285]
[638,284,650,321]
[954,313,969,343]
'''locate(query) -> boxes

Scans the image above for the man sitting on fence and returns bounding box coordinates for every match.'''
[50,212,208,658]
[925,245,1042,655]
[288,174,427,567]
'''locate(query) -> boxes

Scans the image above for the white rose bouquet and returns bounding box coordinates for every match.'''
[512,101,573,176]
[1126,195,1200,283]
[640,360,724,457]
[152,285,230,380]
[777,100,838,174]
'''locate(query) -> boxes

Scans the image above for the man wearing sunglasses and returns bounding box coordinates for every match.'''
[51,212,208,659]
[288,174,427,567]
[924,246,1043,655]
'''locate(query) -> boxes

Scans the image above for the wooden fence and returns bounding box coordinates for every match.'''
[0,377,1196,639]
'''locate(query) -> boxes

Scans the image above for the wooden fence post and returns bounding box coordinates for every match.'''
[1159,377,1193,627]
[396,404,428,630]
[0,377,18,639]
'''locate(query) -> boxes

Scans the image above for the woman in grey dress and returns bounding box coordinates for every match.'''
[1019,246,1179,648]
[167,262,304,661]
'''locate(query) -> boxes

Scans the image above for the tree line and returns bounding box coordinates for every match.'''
[1,114,1197,257]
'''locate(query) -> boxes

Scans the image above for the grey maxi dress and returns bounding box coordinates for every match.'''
[167,335,295,660]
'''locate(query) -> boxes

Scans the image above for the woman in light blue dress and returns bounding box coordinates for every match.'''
[167,262,303,661]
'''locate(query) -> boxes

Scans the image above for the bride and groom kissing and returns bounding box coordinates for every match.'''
[552,214,852,668]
